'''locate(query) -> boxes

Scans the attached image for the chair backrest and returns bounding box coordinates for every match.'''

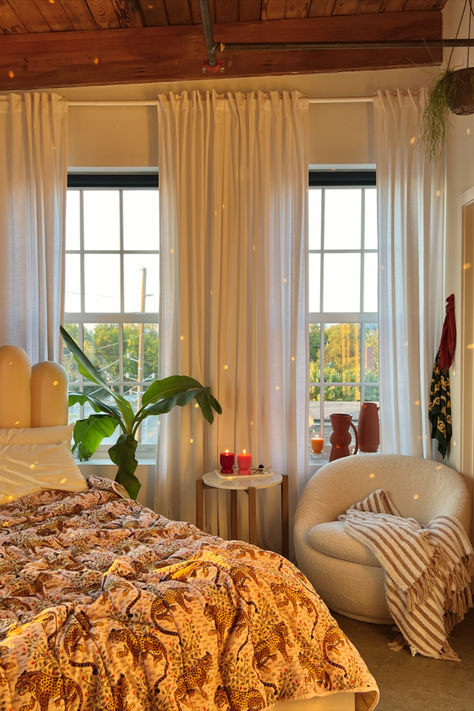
[300,454,471,530]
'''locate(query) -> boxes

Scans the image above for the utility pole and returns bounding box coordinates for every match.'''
[137,267,147,414]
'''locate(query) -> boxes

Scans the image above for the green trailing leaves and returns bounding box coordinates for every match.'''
[61,327,222,501]
[422,70,453,161]
[422,68,474,161]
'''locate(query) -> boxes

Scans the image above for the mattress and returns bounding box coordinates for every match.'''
[0,476,379,710]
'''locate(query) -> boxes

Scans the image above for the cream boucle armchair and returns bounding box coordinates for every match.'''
[293,454,471,624]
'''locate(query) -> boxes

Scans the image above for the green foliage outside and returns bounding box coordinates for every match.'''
[309,323,378,402]
[62,323,159,387]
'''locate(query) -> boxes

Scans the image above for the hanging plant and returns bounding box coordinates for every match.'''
[422,0,474,160]
[422,67,474,160]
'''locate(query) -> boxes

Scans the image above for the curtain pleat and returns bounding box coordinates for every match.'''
[0,93,68,361]
[374,88,445,457]
[156,90,308,553]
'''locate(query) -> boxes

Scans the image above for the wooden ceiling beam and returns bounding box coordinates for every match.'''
[213,11,441,42]
[0,11,442,91]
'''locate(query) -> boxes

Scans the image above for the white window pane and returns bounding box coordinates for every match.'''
[124,254,159,312]
[308,189,321,250]
[84,191,120,250]
[123,191,159,251]
[364,253,378,312]
[65,254,81,312]
[85,254,120,312]
[308,253,320,312]
[66,191,80,250]
[324,189,361,250]
[323,253,361,311]
[364,188,378,249]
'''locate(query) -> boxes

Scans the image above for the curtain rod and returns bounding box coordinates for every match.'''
[66,96,374,107]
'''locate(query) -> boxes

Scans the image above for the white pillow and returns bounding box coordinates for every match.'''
[0,425,74,446]
[0,439,87,505]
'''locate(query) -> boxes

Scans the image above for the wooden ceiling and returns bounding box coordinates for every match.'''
[0,0,448,90]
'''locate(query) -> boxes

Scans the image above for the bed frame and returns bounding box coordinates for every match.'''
[0,345,360,711]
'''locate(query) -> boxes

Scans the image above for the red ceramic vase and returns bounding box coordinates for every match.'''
[329,413,359,462]
[358,402,380,452]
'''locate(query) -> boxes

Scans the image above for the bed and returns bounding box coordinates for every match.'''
[0,347,379,711]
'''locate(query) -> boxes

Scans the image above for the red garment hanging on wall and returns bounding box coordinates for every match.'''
[438,293,456,369]
[429,294,456,458]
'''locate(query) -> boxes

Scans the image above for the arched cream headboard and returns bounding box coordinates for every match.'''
[0,345,68,428]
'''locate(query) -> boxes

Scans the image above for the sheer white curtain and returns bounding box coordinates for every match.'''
[156,90,308,552]
[0,93,68,361]
[374,88,445,456]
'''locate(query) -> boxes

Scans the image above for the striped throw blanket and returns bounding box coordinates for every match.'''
[342,489,473,661]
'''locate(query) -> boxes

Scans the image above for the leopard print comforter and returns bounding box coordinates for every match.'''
[0,477,379,710]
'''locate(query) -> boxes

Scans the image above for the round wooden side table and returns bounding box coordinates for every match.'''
[196,471,289,558]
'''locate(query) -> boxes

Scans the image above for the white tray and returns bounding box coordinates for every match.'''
[214,469,274,480]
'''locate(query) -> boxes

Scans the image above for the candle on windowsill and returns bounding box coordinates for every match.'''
[311,437,324,454]
[220,449,234,474]
[237,449,252,475]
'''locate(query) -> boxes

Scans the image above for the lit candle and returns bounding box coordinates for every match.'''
[311,437,324,454]
[220,449,234,474]
[237,449,252,475]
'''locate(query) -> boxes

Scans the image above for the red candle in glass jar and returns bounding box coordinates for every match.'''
[220,449,234,474]
[237,449,252,475]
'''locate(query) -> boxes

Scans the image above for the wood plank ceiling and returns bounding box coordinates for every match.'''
[0,0,447,90]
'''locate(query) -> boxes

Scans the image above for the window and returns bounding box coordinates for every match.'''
[63,174,160,453]
[308,171,378,465]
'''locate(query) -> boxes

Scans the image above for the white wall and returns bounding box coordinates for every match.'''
[64,65,440,169]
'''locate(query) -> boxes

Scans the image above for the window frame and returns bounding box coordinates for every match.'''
[64,172,160,458]
[308,170,378,462]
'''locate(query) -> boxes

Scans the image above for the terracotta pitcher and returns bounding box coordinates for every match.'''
[358,402,380,452]
[329,413,359,462]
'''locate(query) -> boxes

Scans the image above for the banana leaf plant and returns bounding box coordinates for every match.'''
[60,326,222,500]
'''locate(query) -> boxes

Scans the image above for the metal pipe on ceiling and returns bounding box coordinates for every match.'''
[199,0,217,67]
[220,39,474,52]
[197,0,472,61]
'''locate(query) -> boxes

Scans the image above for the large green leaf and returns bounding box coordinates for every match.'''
[60,326,135,430]
[142,375,203,407]
[109,434,140,500]
[61,325,111,389]
[72,415,118,460]
[136,389,201,423]
[68,392,123,422]
[208,393,223,415]
[195,388,213,423]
